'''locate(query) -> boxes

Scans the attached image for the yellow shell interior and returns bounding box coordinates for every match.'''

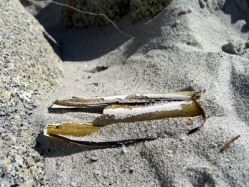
[46,123,100,137]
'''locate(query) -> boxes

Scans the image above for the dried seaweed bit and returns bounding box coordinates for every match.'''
[187,127,201,135]
[220,135,241,152]
[186,120,193,126]
[90,66,109,73]
[191,89,206,100]
[46,134,157,147]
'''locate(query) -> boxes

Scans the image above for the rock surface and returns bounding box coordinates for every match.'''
[61,0,172,28]
[61,0,129,28]
[0,0,62,186]
[130,0,172,21]
[20,0,51,15]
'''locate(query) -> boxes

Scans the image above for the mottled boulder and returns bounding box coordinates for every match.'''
[0,0,62,186]
[222,40,249,55]
[61,0,172,28]
[130,0,172,21]
[61,0,129,28]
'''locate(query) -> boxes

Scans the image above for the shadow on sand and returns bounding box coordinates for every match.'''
[35,3,132,61]
[222,0,249,33]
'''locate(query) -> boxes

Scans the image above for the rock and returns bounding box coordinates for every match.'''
[0,0,62,186]
[130,0,172,21]
[61,0,129,28]
[61,0,172,28]
[20,0,50,15]
[90,155,99,162]
[222,40,248,55]
[128,165,135,173]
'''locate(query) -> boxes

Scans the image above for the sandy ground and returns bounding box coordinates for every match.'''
[32,1,249,186]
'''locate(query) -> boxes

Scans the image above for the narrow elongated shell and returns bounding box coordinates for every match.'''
[44,122,100,138]
[43,122,156,145]
[51,91,203,108]
[93,100,206,126]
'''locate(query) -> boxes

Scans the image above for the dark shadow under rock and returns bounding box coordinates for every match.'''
[35,3,130,62]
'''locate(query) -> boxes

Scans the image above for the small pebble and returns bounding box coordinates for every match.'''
[129,165,135,173]
[186,120,193,126]
[213,167,219,171]
[121,146,128,154]
[179,135,186,141]
[94,170,101,177]
[167,150,174,154]
[90,156,98,162]
[71,181,77,187]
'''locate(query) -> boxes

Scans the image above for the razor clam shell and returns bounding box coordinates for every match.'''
[93,100,205,126]
[51,91,201,108]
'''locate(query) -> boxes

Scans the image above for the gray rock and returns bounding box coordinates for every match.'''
[61,0,172,28]
[130,0,172,21]
[90,155,99,162]
[222,40,248,55]
[20,0,51,15]
[61,0,129,28]
[0,0,62,186]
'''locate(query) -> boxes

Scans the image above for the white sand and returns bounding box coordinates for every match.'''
[32,0,249,186]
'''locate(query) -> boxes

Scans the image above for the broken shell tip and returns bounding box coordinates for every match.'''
[52,100,60,105]
[192,90,206,100]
